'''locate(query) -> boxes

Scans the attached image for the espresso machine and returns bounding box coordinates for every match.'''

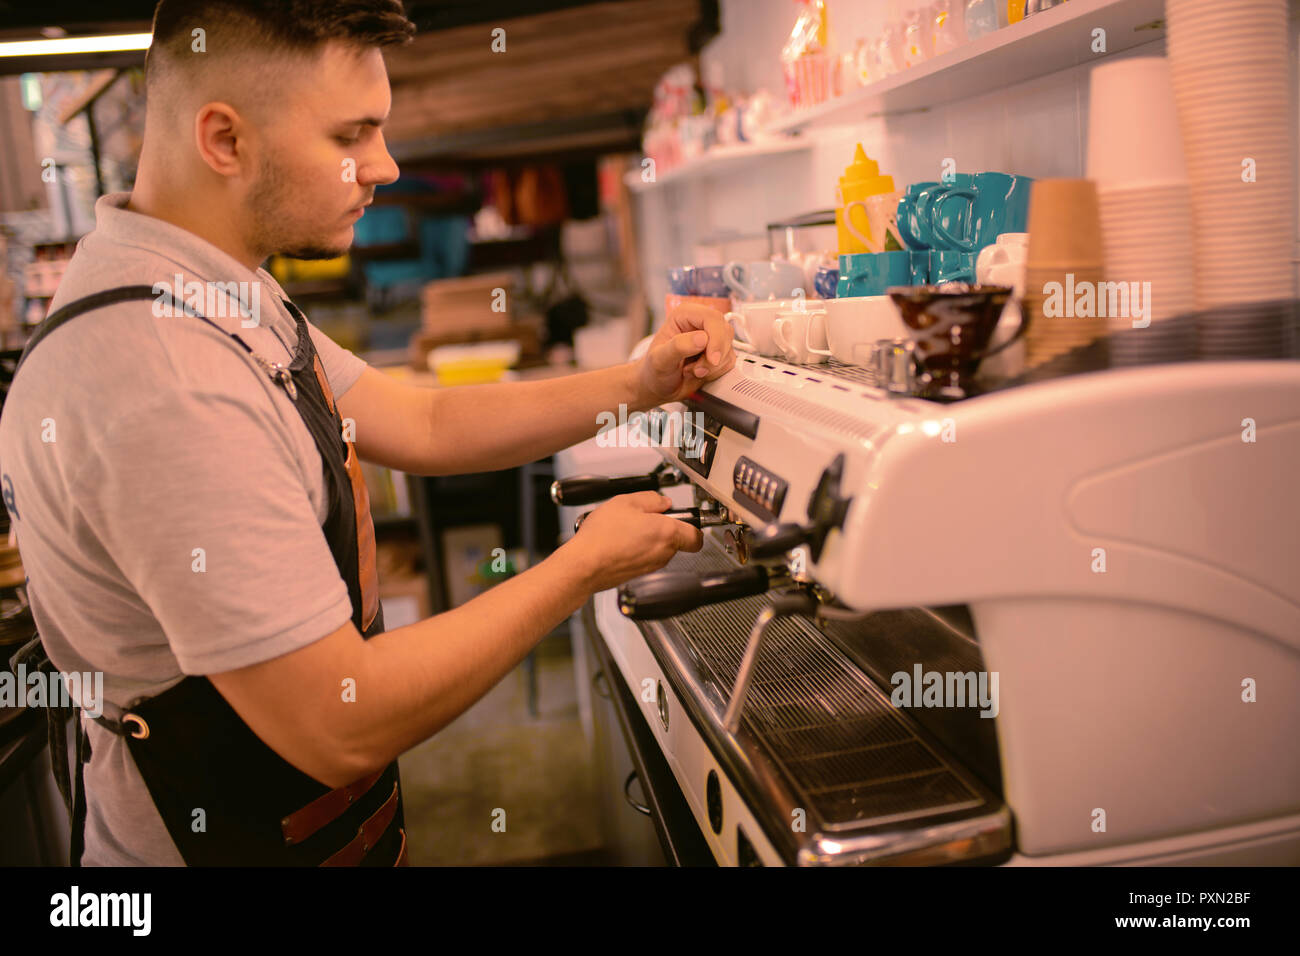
[553,349,1300,866]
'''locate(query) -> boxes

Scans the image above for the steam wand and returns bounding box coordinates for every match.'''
[723,590,819,734]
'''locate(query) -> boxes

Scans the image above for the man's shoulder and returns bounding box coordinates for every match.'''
[0,279,297,475]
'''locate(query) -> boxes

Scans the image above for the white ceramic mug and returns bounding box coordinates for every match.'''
[773,309,829,364]
[869,191,906,251]
[972,256,1026,380]
[844,191,906,254]
[727,302,793,357]
[976,240,1027,289]
[806,295,909,365]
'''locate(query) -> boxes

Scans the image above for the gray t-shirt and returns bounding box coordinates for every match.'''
[0,193,368,865]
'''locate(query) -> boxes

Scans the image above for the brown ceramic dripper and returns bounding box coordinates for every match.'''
[885,284,1023,396]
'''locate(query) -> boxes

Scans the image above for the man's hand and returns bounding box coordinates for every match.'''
[562,492,704,593]
[633,302,737,406]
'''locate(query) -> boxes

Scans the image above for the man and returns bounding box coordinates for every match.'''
[0,0,735,866]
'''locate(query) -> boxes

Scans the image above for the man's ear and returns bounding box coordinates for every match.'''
[193,101,246,177]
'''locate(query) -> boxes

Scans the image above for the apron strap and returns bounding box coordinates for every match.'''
[16,284,260,375]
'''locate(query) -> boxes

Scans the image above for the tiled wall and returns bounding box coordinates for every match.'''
[633,0,1300,313]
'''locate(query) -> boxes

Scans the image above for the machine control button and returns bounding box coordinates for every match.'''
[733,455,788,523]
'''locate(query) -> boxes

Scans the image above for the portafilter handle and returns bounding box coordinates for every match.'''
[574,506,729,535]
[617,566,773,620]
[550,462,685,506]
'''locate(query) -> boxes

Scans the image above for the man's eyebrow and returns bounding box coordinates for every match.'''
[337,115,388,128]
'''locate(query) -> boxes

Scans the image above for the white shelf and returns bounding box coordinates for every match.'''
[624,138,813,193]
[771,0,1166,132]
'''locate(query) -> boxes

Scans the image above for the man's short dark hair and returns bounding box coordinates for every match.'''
[145,0,415,83]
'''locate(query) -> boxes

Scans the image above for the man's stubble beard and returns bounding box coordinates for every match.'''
[247,151,349,262]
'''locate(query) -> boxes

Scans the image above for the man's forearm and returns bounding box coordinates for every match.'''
[338,538,596,773]
[423,361,653,474]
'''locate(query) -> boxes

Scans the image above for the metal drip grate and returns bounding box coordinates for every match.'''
[738,355,882,390]
[654,542,986,831]
[803,358,882,388]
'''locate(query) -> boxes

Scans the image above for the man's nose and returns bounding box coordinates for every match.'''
[360,132,400,187]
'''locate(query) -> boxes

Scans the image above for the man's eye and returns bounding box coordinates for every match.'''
[336,133,361,146]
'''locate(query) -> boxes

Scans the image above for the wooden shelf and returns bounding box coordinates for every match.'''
[771,0,1166,132]
[623,138,813,193]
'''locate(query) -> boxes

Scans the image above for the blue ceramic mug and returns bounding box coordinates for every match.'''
[814,264,840,300]
[931,173,1034,253]
[929,250,977,284]
[840,251,914,297]
[668,266,693,295]
[926,174,977,249]
[909,250,930,285]
[692,264,730,298]
[895,182,940,250]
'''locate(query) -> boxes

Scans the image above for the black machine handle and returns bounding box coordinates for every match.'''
[617,566,771,620]
[745,522,811,559]
[574,506,705,535]
[551,474,662,506]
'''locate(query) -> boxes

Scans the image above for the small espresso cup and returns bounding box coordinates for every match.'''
[772,309,829,364]
[727,300,796,356]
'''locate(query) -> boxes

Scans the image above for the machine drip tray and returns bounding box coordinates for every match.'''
[637,539,1011,863]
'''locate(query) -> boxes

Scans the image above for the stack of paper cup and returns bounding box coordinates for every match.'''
[1166,0,1293,311]
[1023,180,1106,367]
[1086,56,1198,365]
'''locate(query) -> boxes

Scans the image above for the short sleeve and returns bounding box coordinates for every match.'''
[72,388,355,675]
[308,323,367,399]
